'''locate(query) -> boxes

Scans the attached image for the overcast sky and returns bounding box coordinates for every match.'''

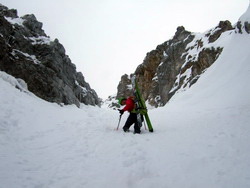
[1,0,249,98]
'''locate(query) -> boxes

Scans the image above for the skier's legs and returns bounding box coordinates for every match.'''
[134,120,141,134]
[123,113,137,132]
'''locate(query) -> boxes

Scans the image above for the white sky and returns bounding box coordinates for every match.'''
[1,0,249,99]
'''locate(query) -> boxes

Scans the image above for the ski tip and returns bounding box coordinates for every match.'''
[149,129,153,132]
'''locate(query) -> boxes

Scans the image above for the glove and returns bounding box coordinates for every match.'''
[118,109,124,115]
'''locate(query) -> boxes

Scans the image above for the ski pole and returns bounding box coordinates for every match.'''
[116,114,122,130]
[143,120,147,130]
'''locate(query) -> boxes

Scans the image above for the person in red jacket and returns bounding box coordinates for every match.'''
[118,96,141,134]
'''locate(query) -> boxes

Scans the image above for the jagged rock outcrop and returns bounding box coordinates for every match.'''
[117,74,133,98]
[115,20,238,107]
[0,4,99,107]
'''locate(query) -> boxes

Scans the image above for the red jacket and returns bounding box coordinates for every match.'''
[122,97,136,112]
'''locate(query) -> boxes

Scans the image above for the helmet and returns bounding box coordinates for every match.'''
[118,97,126,105]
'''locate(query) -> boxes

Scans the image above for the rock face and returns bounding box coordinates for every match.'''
[116,21,239,107]
[0,4,99,107]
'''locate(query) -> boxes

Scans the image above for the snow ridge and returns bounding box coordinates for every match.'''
[239,3,250,22]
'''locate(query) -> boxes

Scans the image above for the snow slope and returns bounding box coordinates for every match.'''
[1,9,250,188]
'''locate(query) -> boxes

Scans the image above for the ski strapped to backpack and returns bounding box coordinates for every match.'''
[131,75,154,132]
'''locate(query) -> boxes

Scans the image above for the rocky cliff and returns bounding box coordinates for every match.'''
[115,15,249,107]
[0,4,99,107]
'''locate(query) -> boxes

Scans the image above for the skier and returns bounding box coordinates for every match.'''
[118,96,141,134]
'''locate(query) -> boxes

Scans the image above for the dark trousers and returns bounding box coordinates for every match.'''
[123,113,141,133]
